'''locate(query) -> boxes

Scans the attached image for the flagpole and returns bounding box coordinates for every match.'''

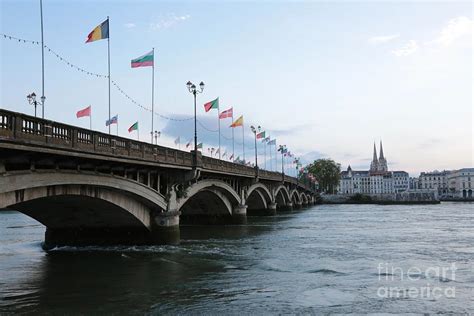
[231,112,235,161]
[264,140,266,170]
[151,47,154,144]
[275,144,278,172]
[269,142,272,171]
[40,0,45,119]
[242,121,245,163]
[107,16,111,135]
[218,105,221,159]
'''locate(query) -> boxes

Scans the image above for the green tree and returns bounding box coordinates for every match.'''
[307,159,341,193]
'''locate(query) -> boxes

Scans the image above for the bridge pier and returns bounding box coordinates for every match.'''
[151,211,180,245]
[232,204,247,224]
[294,201,303,210]
[266,202,277,216]
[278,202,293,212]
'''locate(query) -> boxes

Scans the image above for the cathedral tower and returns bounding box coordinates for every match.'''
[369,142,379,172]
[378,141,388,172]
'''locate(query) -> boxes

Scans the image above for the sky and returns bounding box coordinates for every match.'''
[1,0,472,176]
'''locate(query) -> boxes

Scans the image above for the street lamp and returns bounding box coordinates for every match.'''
[187,81,205,167]
[154,130,160,145]
[27,92,45,118]
[250,125,261,169]
[278,144,287,176]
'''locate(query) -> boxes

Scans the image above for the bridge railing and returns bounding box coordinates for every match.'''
[0,109,313,191]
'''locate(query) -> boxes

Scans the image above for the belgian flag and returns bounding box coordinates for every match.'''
[86,19,109,43]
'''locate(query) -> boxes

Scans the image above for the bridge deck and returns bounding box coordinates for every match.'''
[0,109,313,191]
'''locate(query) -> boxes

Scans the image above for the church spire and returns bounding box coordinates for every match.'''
[370,142,379,172]
[373,142,378,161]
[379,140,385,160]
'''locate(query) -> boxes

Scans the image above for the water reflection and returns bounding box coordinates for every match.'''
[1,204,473,314]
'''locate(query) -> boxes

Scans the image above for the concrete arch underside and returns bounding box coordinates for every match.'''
[177,179,241,224]
[0,171,169,247]
[246,183,274,216]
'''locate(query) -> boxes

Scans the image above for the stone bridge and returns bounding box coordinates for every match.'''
[0,109,316,247]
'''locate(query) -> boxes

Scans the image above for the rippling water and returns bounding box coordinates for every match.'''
[1,203,473,314]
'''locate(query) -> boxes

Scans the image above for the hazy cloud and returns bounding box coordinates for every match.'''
[299,151,327,165]
[368,34,400,44]
[268,123,313,137]
[124,23,136,29]
[149,14,191,30]
[430,16,472,47]
[392,40,418,57]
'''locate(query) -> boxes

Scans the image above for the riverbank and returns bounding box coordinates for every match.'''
[321,192,440,205]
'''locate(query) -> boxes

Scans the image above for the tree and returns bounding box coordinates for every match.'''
[306,159,341,194]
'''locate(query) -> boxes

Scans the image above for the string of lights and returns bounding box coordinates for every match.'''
[2,32,299,169]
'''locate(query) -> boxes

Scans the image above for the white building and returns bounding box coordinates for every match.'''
[447,168,473,199]
[418,170,450,195]
[339,142,409,195]
[413,168,473,199]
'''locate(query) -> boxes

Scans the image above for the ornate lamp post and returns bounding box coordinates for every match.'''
[250,125,261,168]
[278,144,287,176]
[186,81,205,167]
[27,92,45,118]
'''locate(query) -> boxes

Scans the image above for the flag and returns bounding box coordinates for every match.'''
[264,137,271,142]
[229,154,234,160]
[256,131,266,139]
[197,143,203,149]
[223,151,227,158]
[216,148,220,155]
[230,115,243,128]
[186,139,192,148]
[85,19,109,43]
[131,50,154,68]
[174,136,180,145]
[128,121,138,132]
[204,98,219,112]
[219,107,233,119]
[268,139,276,145]
[106,115,118,126]
[76,105,91,118]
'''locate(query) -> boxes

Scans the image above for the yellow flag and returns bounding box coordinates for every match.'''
[230,115,243,128]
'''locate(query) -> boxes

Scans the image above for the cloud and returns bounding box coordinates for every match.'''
[431,16,472,47]
[149,14,191,30]
[299,151,327,165]
[124,23,136,29]
[368,34,400,44]
[268,123,313,137]
[392,40,418,57]
[418,138,443,149]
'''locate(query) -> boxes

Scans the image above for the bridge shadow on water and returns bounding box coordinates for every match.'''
[0,208,311,314]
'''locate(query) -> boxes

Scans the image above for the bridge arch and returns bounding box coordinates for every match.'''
[274,185,290,207]
[0,171,169,246]
[177,180,241,222]
[300,192,309,205]
[290,189,302,205]
[246,183,273,213]
[0,171,167,229]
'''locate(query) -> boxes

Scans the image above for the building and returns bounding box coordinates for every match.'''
[413,168,473,199]
[418,170,450,195]
[339,141,409,195]
[447,168,473,199]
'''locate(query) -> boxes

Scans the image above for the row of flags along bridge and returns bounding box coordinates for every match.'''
[22,16,304,177]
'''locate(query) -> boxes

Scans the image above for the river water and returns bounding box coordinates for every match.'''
[1,203,473,314]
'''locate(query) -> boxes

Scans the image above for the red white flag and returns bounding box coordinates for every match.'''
[76,105,91,118]
[219,107,233,119]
